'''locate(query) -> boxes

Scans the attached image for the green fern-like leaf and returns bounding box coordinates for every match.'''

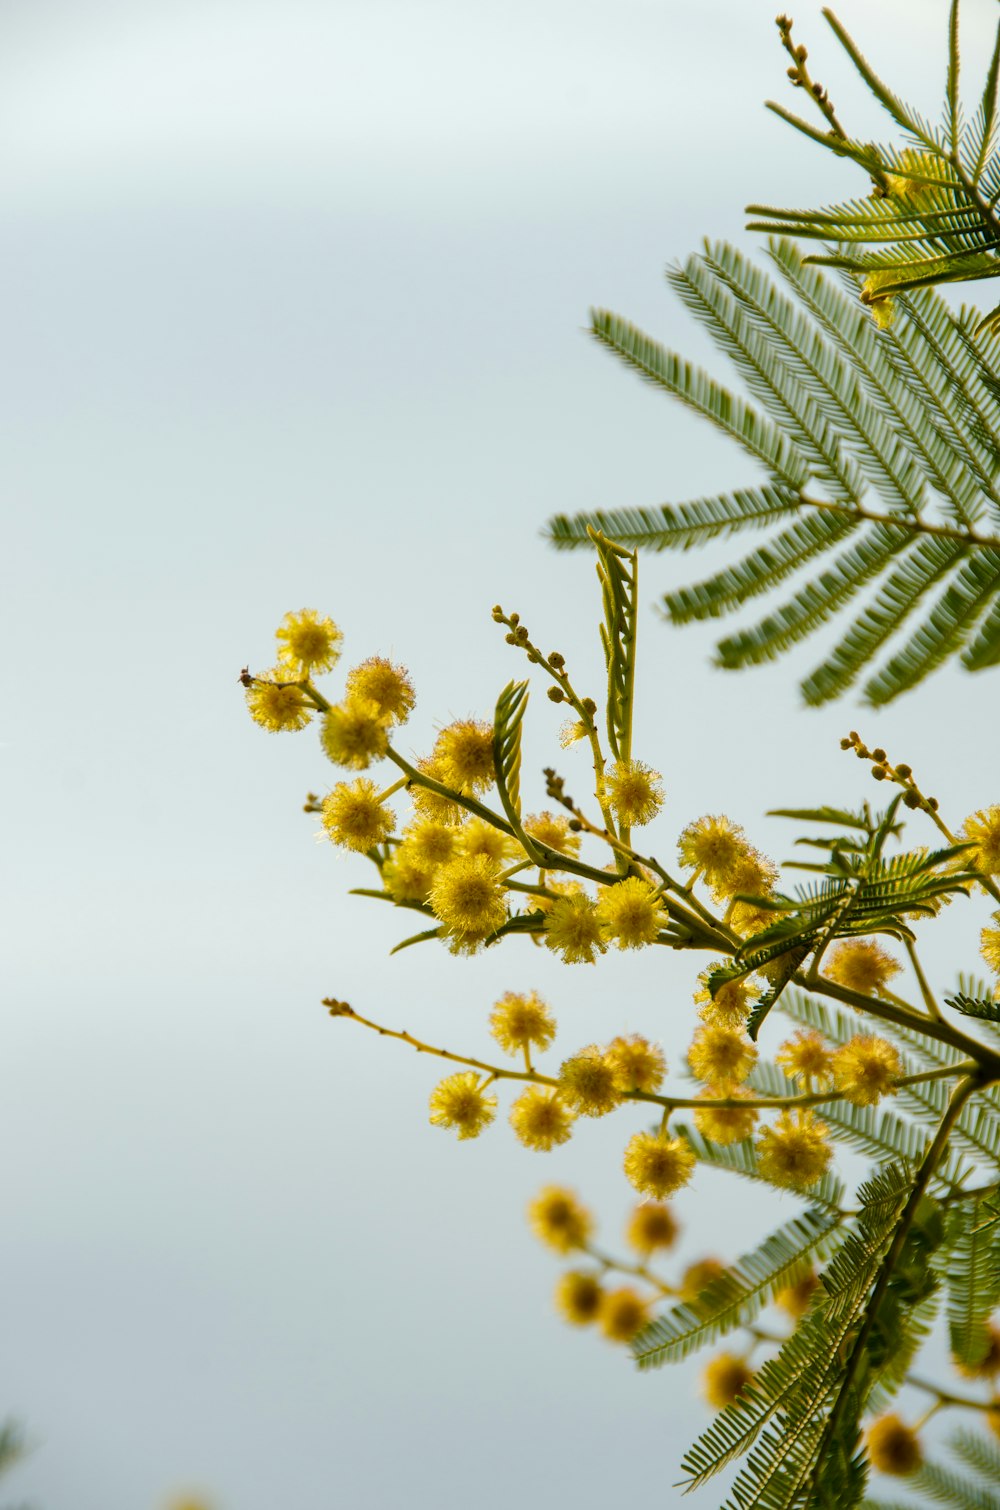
[939,1197,1000,1369]
[590,529,637,768]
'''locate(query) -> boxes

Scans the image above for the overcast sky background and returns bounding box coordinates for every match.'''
[4,2,1000,1506]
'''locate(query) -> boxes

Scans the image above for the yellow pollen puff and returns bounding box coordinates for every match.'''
[528,1186,594,1253]
[410,756,465,825]
[775,1029,835,1088]
[544,892,607,965]
[701,1353,754,1410]
[623,1131,696,1199]
[559,718,588,748]
[866,1415,923,1476]
[459,817,519,864]
[274,608,343,675]
[321,779,394,852]
[982,916,1000,976]
[677,815,750,889]
[825,938,901,996]
[604,1034,666,1094]
[320,697,389,769]
[595,876,667,950]
[509,1088,574,1150]
[523,810,581,858]
[688,1024,757,1088]
[428,855,508,942]
[832,1034,902,1106]
[625,1202,680,1257]
[695,970,757,1029]
[428,1072,497,1140]
[729,900,776,942]
[756,1111,832,1191]
[489,991,557,1057]
[712,849,778,905]
[382,850,433,903]
[961,806,1000,875]
[598,1286,648,1344]
[775,1270,820,1320]
[693,1088,758,1146]
[555,1270,604,1326]
[558,1046,623,1118]
[245,668,313,732]
[344,656,415,726]
[680,1257,726,1303]
[605,759,665,828]
[400,820,460,869]
[433,720,496,796]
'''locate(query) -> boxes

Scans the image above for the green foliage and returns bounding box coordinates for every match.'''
[675,1120,846,1214]
[939,1197,1000,1370]
[590,529,638,768]
[492,679,542,861]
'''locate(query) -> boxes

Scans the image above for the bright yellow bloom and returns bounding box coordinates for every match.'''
[832,1034,902,1106]
[399,820,460,869]
[677,814,749,888]
[756,1112,832,1191]
[428,1072,497,1140]
[695,969,758,1028]
[729,900,776,941]
[275,608,342,674]
[775,1029,835,1089]
[604,1034,666,1094]
[344,656,415,726]
[509,1087,574,1150]
[244,667,313,732]
[623,1131,696,1199]
[489,991,557,1057]
[825,938,901,996]
[598,1287,648,1343]
[429,855,508,941]
[775,1271,820,1320]
[558,1046,623,1117]
[543,892,606,965]
[320,697,389,769]
[866,1415,922,1476]
[595,876,667,950]
[693,1088,758,1145]
[459,817,519,864]
[625,1202,680,1256]
[321,779,394,852]
[523,810,581,858]
[961,806,1000,874]
[605,759,664,828]
[559,718,588,748]
[433,719,495,795]
[382,850,433,903]
[410,755,465,824]
[713,849,778,904]
[982,915,1000,975]
[701,1353,754,1409]
[680,1257,725,1302]
[555,1270,604,1326]
[528,1186,594,1253]
[688,1024,757,1088]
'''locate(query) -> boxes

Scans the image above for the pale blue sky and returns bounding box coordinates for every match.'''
[3,2,998,1506]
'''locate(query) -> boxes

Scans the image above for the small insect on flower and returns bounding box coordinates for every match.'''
[244,667,313,732]
[623,1131,696,1199]
[275,608,343,675]
[428,1072,497,1140]
[528,1186,594,1253]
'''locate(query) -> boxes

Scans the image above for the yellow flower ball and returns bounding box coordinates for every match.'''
[775,1029,834,1088]
[523,810,581,858]
[558,1046,623,1118]
[543,892,606,965]
[604,1034,666,1094]
[831,1034,902,1107]
[244,667,313,732]
[605,759,665,828]
[625,1202,680,1257]
[429,855,508,942]
[701,1353,754,1410]
[510,1088,574,1151]
[428,1072,497,1140]
[623,1131,696,1199]
[960,805,1000,874]
[555,1270,604,1326]
[489,991,557,1057]
[433,719,496,795]
[693,1088,758,1146]
[866,1414,922,1476]
[528,1186,594,1253]
[825,938,901,996]
[687,1024,757,1088]
[275,607,342,674]
[595,876,667,950]
[320,697,389,769]
[598,1286,648,1344]
[321,779,394,852]
[774,1270,820,1320]
[756,1112,832,1191]
[344,656,415,725]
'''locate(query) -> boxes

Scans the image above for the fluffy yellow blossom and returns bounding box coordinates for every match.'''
[559,718,588,748]
[680,1257,725,1302]
[595,877,667,950]
[598,1287,648,1344]
[509,1088,574,1150]
[523,810,581,858]
[344,656,415,725]
[320,697,389,769]
[321,779,394,852]
[555,1271,603,1326]
[433,720,495,795]
[625,1202,680,1256]
[702,1353,754,1410]
[528,1186,594,1253]
[866,1415,923,1476]
[756,1112,832,1191]
[274,608,342,674]
[459,817,518,864]
[410,756,465,824]
[775,1029,835,1089]
[713,849,778,904]
[428,1072,497,1140]
[489,991,557,1057]
[677,814,749,889]
[623,1131,696,1199]
[825,938,901,996]
[558,1046,623,1118]
[605,759,665,828]
[693,1088,758,1145]
[954,1323,1000,1380]
[775,1271,820,1320]
[729,900,777,942]
[382,850,433,902]
[982,915,1000,975]
[429,855,508,942]
[832,1034,902,1106]
[544,892,607,965]
[695,969,757,1029]
[394,821,457,871]
[604,1034,666,1094]
[688,1024,757,1088]
[244,667,313,732]
[961,806,1000,874]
